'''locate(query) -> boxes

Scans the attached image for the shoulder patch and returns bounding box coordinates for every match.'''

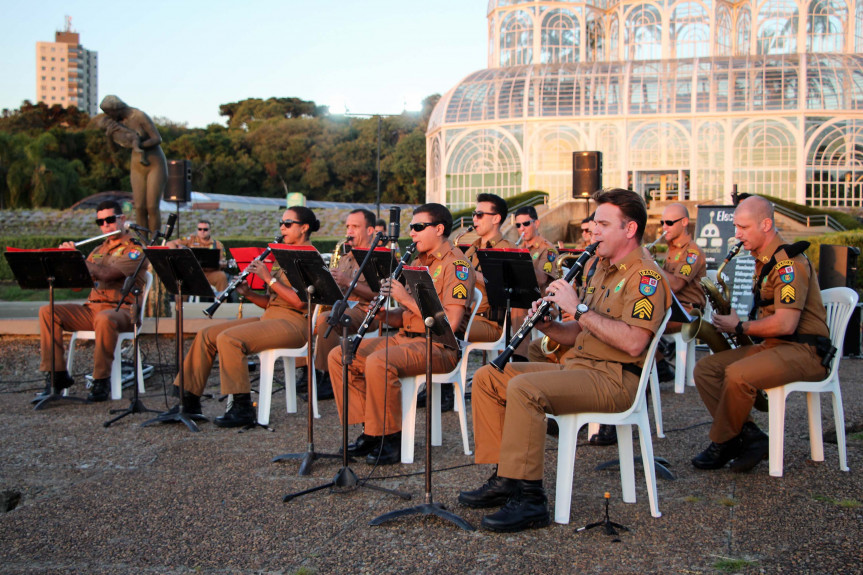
[780,285,796,304]
[542,262,553,274]
[452,284,468,299]
[128,249,141,260]
[452,259,470,267]
[679,264,692,276]
[686,251,698,265]
[548,252,556,262]
[454,264,468,281]
[775,260,795,284]
[639,274,659,296]
[632,297,654,320]
[639,269,662,280]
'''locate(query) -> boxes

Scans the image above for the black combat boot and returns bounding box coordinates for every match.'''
[480,480,551,532]
[87,378,110,402]
[729,422,769,473]
[345,432,381,457]
[458,469,518,508]
[165,391,203,416]
[214,393,256,428]
[365,432,401,465]
[692,435,744,470]
[316,371,334,400]
[589,424,618,446]
[416,384,454,412]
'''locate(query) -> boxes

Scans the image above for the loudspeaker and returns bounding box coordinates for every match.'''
[165,159,192,203]
[818,244,859,289]
[572,151,602,199]
[843,304,861,357]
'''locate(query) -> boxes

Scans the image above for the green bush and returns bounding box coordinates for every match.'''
[764,195,862,230]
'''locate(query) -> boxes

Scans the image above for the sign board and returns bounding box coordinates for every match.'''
[695,205,754,318]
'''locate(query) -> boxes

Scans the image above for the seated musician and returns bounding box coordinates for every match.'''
[457,189,670,532]
[37,200,147,402]
[167,219,228,293]
[311,208,379,400]
[163,207,319,427]
[692,195,830,473]
[327,203,476,465]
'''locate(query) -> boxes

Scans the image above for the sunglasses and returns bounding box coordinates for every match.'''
[514,220,534,229]
[95,215,119,226]
[279,219,300,227]
[581,228,591,233]
[661,217,685,226]
[197,227,209,232]
[408,221,441,232]
[472,210,497,219]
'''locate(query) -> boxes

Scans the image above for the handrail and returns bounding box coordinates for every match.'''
[772,203,846,232]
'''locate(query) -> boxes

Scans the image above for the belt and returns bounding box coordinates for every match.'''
[621,363,642,377]
[402,331,423,338]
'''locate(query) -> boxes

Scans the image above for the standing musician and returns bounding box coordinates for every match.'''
[457,189,670,532]
[167,219,228,293]
[311,208,379,400]
[327,203,476,465]
[163,207,320,427]
[692,195,830,473]
[37,200,147,402]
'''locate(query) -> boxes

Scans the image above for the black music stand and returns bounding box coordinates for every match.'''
[370,267,474,531]
[5,249,93,410]
[349,246,399,293]
[269,245,344,475]
[476,248,540,347]
[140,247,214,432]
[190,247,221,271]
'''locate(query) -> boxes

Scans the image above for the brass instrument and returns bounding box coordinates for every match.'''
[645,230,667,254]
[515,231,525,247]
[454,225,475,246]
[203,233,282,318]
[682,241,753,351]
[330,236,352,269]
[72,229,122,248]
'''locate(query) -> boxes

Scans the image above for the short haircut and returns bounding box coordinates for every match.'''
[349,208,376,228]
[375,218,386,229]
[582,213,594,224]
[477,193,508,220]
[593,188,648,243]
[96,200,122,214]
[414,203,453,237]
[514,206,538,220]
[287,206,321,238]
[198,219,212,228]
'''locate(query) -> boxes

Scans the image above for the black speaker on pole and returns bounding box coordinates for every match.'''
[818,244,861,356]
[165,159,192,203]
[572,151,602,199]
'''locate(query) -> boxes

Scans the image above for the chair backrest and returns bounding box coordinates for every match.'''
[619,307,673,419]
[819,287,858,377]
[137,271,154,323]
[459,288,483,348]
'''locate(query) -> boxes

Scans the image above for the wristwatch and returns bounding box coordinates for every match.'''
[735,321,745,336]
[574,303,589,321]
[267,277,277,287]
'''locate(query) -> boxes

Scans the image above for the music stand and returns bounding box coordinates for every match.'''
[476,248,540,347]
[370,267,474,531]
[230,247,274,290]
[348,246,399,293]
[269,245,344,475]
[190,247,221,271]
[5,248,93,410]
[140,247,214,432]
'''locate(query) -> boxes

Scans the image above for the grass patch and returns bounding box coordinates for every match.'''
[713,557,758,572]
[0,282,84,301]
[850,432,863,441]
[292,568,315,575]
[683,495,702,503]
[812,494,862,508]
[717,497,737,507]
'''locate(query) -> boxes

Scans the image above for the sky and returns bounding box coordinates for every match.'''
[0,0,488,128]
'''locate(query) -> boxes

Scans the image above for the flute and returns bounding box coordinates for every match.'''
[203,233,282,318]
[73,229,122,248]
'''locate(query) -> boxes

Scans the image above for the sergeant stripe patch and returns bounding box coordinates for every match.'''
[452,284,468,299]
[632,297,654,320]
[780,284,796,304]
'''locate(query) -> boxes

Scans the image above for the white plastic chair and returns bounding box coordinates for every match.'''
[400,287,482,464]
[256,306,321,426]
[766,287,857,477]
[647,330,696,439]
[549,307,672,524]
[457,316,507,411]
[66,271,153,401]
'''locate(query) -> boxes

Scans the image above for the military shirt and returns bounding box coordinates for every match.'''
[464,231,515,315]
[524,235,558,294]
[662,236,707,308]
[332,250,374,305]
[85,235,147,306]
[752,235,828,340]
[176,235,227,269]
[563,246,671,368]
[402,240,476,336]
[264,245,310,320]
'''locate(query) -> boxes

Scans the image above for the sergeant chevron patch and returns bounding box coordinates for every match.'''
[452,284,468,299]
[780,284,796,304]
[632,297,654,320]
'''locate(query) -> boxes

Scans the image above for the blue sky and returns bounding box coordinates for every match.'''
[0,0,488,128]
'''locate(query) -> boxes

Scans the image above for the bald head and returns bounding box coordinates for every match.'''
[663,203,689,220]
[737,196,774,227]
[661,202,691,243]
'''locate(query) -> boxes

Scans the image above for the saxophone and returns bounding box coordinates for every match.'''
[681,241,753,351]
[454,225,475,247]
[330,236,351,269]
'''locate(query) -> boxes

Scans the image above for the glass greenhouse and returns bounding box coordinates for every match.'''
[426,0,863,210]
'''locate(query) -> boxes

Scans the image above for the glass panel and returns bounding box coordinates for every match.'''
[806,119,863,207]
[500,10,534,66]
[806,0,847,53]
[671,2,710,59]
[757,0,799,55]
[541,8,581,63]
[625,4,662,60]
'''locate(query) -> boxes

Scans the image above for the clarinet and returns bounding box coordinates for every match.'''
[349,241,417,354]
[203,233,282,318]
[490,241,598,371]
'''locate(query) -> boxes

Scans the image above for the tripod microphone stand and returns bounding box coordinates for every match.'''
[576,492,629,537]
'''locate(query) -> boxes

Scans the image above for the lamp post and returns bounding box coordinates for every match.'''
[345,112,401,219]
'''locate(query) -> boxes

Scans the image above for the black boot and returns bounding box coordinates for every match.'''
[316,371,334,401]
[344,432,381,457]
[214,393,256,428]
[416,383,454,412]
[729,422,769,473]
[480,480,551,532]
[365,432,401,465]
[692,436,744,470]
[656,359,675,383]
[87,378,110,402]
[295,366,308,391]
[165,391,203,416]
[458,470,518,508]
[52,371,75,391]
[589,424,617,446]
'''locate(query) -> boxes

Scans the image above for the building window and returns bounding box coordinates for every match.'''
[625,3,662,60]
[806,0,847,53]
[500,10,533,66]
[672,2,710,59]
[541,8,580,63]
[757,0,799,54]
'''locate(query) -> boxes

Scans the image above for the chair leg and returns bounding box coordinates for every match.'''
[685,339,696,387]
[674,337,686,394]
[136,346,145,394]
[767,388,788,477]
[806,392,824,463]
[432,382,442,446]
[650,367,664,438]
[617,424,636,504]
[830,387,849,472]
[553,417,579,525]
[400,378,419,464]
[283,358,297,415]
[453,379,472,455]
[110,340,123,400]
[636,412,661,518]
[256,353,275,426]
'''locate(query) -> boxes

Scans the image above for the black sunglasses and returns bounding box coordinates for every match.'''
[514,220,534,229]
[472,210,497,219]
[661,217,685,226]
[95,215,119,226]
[197,227,209,231]
[408,221,442,232]
[279,219,300,227]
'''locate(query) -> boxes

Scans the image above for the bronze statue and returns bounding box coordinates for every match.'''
[99,95,167,232]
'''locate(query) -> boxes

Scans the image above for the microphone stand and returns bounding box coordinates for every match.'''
[284,231,410,502]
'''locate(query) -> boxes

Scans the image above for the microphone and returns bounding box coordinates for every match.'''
[163,213,178,242]
[124,221,151,234]
[388,206,401,244]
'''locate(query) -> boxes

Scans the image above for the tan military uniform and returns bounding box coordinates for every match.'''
[173,259,308,397]
[662,237,706,310]
[314,250,377,371]
[472,246,670,480]
[39,235,147,379]
[694,234,829,443]
[524,235,558,295]
[463,232,515,342]
[175,234,228,292]
[328,240,476,436]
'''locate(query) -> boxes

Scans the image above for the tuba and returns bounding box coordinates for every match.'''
[682,241,753,351]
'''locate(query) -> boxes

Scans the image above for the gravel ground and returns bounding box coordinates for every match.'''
[1,334,862,575]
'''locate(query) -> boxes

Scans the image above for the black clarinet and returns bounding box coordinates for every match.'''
[203,233,282,318]
[349,241,417,354]
[490,242,598,371]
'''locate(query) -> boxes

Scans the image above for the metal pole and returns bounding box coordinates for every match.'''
[376,115,382,219]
